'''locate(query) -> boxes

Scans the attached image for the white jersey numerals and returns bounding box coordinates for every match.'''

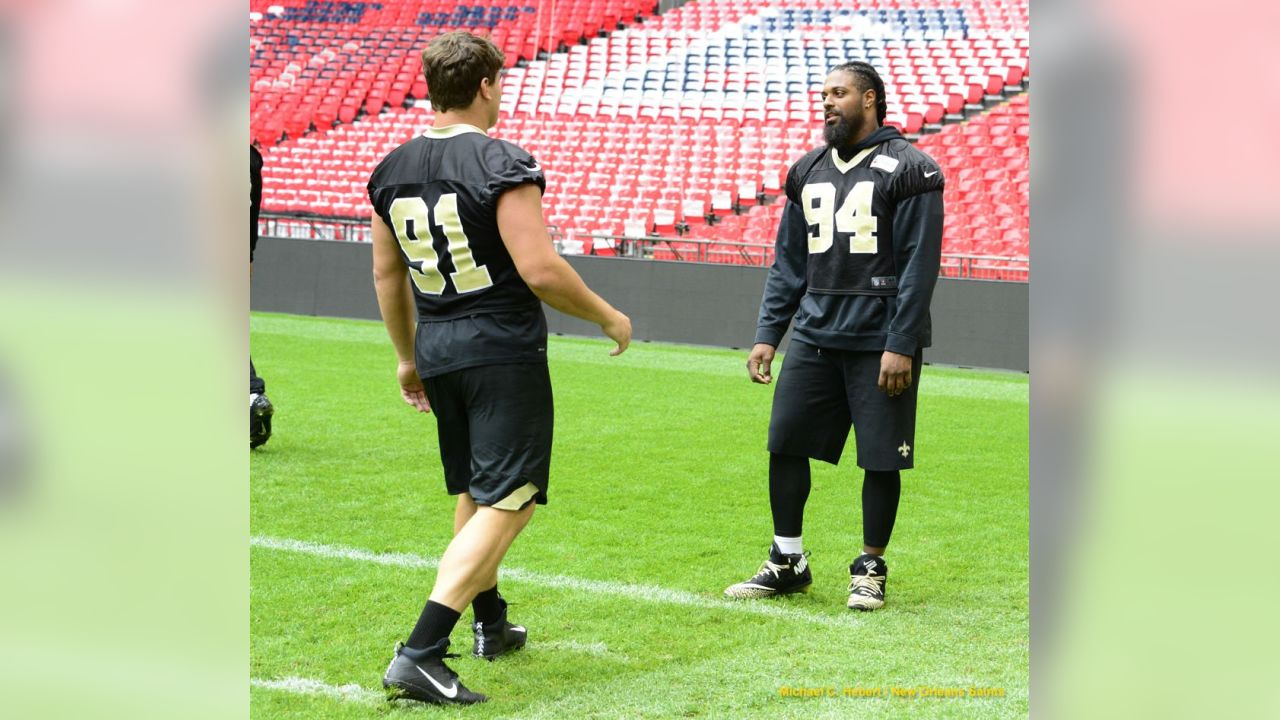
[389,194,494,296]
[800,181,878,254]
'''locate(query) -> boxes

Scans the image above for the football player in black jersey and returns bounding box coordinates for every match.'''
[249,144,274,449]
[369,32,631,706]
[724,62,944,611]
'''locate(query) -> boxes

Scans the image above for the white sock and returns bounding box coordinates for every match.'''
[773,535,803,555]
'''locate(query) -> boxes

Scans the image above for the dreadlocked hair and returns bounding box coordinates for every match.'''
[829,61,887,125]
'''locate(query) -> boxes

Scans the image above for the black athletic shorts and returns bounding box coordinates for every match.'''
[767,341,923,470]
[423,362,552,509]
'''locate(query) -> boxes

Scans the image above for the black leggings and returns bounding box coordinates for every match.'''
[250,358,266,395]
[861,469,901,549]
[768,452,901,548]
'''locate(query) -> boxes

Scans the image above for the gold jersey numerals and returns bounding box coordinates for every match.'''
[389,194,495,296]
[800,181,879,255]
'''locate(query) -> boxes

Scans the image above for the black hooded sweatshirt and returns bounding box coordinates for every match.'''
[754,125,944,356]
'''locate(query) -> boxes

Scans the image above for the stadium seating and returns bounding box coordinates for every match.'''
[251,0,659,145]
[253,0,1029,275]
[520,0,1028,134]
[259,108,814,233]
[664,93,1029,278]
[917,92,1028,262]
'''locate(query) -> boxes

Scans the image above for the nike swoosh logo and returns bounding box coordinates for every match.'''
[415,665,458,698]
[924,170,939,178]
[525,163,542,172]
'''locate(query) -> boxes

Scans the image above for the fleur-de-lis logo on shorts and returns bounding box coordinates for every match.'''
[898,442,911,458]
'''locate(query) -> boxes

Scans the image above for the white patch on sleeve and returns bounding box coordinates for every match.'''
[870,154,900,173]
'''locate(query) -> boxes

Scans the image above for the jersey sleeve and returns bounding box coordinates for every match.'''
[783,147,824,205]
[754,200,810,347]
[481,141,546,210]
[884,170,944,355]
[783,161,803,205]
[366,157,389,221]
[889,151,945,201]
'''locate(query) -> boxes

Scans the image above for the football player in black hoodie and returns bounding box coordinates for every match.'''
[725,62,944,612]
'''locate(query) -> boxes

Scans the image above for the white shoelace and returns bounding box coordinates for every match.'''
[758,560,788,579]
[848,575,883,596]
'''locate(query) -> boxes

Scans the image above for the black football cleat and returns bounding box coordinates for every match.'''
[250,393,274,449]
[472,601,527,660]
[383,640,487,705]
[847,554,888,611]
[723,543,812,599]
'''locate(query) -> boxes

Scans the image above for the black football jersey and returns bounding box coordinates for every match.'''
[367,125,546,320]
[756,125,945,355]
[785,135,944,295]
[250,145,262,261]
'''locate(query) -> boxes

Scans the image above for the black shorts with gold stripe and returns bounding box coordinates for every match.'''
[423,361,552,509]
[767,341,923,471]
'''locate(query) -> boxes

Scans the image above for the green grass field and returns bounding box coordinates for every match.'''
[250,312,1028,719]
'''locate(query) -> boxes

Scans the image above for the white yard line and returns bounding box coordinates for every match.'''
[251,643,613,706]
[252,535,862,630]
[250,676,381,704]
[540,639,613,656]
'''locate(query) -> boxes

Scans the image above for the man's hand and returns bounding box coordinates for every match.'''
[397,360,431,413]
[878,351,913,397]
[747,343,776,384]
[603,311,632,356]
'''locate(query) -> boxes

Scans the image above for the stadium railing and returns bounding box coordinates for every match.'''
[256,215,1026,282]
[260,213,373,243]
[258,215,1027,283]
[258,212,566,246]
[579,233,1028,281]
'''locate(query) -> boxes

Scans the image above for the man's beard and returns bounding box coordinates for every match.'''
[823,111,866,148]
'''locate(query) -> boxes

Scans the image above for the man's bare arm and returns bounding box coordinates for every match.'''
[496,184,631,355]
[372,214,430,412]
